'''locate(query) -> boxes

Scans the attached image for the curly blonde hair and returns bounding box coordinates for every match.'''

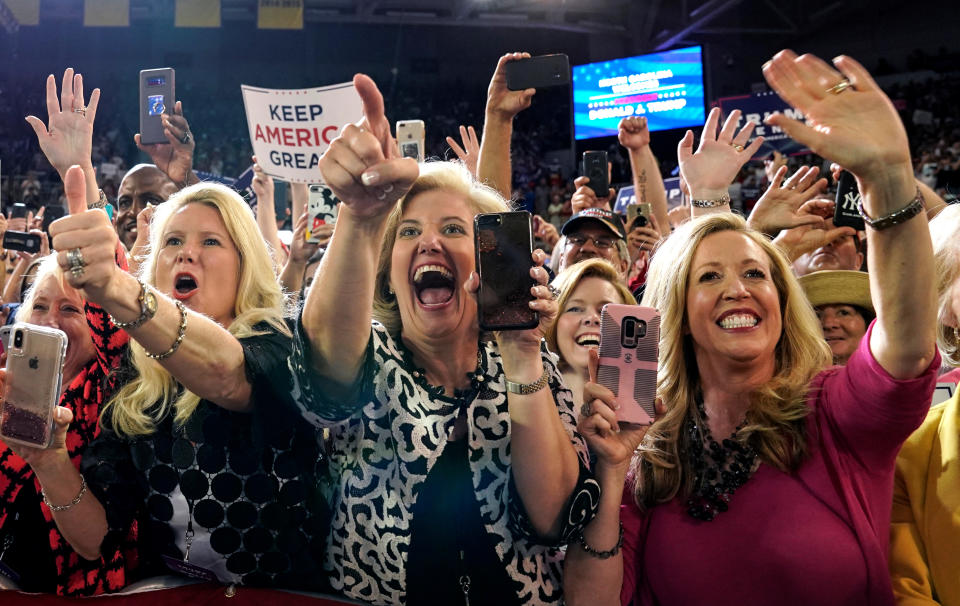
[635,213,831,509]
[103,183,290,437]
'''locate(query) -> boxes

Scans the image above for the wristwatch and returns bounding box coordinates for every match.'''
[110,279,158,330]
[505,366,550,395]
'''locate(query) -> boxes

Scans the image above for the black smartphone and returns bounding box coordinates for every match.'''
[475,211,538,331]
[582,151,609,198]
[505,54,571,91]
[834,170,865,231]
[9,203,28,220]
[42,206,66,234]
[139,67,175,145]
[2,231,42,254]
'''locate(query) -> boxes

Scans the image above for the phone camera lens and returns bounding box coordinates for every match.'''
[13,331,23,348]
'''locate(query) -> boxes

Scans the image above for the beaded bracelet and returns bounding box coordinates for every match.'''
[691,193,731,208]
[43,476,86,512]
[146,300,188,361]
[578,521,624,559]
[857,187,924,231]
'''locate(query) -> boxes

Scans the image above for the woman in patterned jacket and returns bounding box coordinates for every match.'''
[287,74,598,605]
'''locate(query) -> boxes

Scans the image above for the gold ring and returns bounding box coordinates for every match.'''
[72,106,87,116]
[732,144,745,152]
[826,79,852,95]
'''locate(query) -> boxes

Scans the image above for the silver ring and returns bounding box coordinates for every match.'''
[376,190,387,201]
[580,402,592,417]
[72,106,86,116]
[826,79,852,95]
[66,248,86,272]
[180,132,192,145]
[70,265,85,279]
[547,284,560,300]
[382,184,395,194]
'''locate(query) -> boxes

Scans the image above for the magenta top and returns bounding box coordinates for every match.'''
[620,323,939,606]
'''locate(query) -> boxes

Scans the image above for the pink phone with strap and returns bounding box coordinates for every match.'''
[598,304,660,425]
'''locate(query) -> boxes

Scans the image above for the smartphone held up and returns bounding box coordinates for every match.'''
[597,304,660,425]
[139,68,175,145]
[0,324,68,449]
[475,211,538,331]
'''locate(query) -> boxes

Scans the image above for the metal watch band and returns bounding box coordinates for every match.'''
[505,367,550,395]
[87,189,108,210]
[109,280,157,330]
[857,187,924,231]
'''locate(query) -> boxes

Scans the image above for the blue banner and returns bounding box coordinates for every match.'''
[716,91,810,159]
[612,178,685,214]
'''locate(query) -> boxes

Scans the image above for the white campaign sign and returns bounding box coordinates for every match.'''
[241,82,362,183]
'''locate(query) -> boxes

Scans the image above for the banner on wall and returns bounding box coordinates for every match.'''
[257,0,302,29]
[83,0,129,26]
[715,91,810,159]
[612,177,685,215]
[175,0,220,28]
[2,0,39,25]
[241,82,362,183]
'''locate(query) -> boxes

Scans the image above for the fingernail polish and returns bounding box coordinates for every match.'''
[361,171,379,186]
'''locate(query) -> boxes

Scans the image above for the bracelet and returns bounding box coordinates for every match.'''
[87,189,108,210]
[109,279,158,330]
[504,366,550,395]
[857,187,924,231]
[146,300,188,361]
[690,192,731,208]
[578,521,624,559]
[43,476,86,512]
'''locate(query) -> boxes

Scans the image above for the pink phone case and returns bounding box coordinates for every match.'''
[598,304,660,425]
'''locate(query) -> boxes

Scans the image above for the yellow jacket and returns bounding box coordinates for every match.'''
[891,391,960,605]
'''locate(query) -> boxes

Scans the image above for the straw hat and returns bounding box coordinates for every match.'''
[798,270,874,314]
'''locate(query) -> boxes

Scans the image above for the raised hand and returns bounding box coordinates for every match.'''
[446,125,480,176]
[618,116,650,151]
[773,210,857,262]
[251,156,275,202]
[764,150,787,184]
[318,74,419,222]
[626,214,662,258]
[486,52,536,120]
[290,212,323,265]
[134,100,196,187]
[747,165,829,236]
[678,107,764,199]
[25,68,100,180]
[532,215,559,248]
[571,176,615,214]
[49,166,122,304]
[762,51,910,183]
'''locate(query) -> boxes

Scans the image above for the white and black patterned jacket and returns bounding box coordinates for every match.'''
[288,321,599,605]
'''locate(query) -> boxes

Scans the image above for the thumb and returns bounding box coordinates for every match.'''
[24,115,48,139]
[54,406,74,428]
[463,270,480,295]
[64,165,88,215]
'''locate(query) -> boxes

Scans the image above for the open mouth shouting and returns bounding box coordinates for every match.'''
[412,264,455,309]
[716,310,760,331]
[173,272,199,300]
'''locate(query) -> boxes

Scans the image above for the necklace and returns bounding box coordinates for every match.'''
[684,400,759,521]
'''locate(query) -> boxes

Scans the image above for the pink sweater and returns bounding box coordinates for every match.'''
[621,324,938,606]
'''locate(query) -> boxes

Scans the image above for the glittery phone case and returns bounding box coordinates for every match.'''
[598,304,660,425]
[0,323,68,449]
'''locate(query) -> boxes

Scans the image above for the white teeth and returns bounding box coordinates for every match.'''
[719,314,759,329]
[576,335,600,347]
[414,264,453,282]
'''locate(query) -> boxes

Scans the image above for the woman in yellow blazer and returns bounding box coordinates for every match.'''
[890,204,960,606]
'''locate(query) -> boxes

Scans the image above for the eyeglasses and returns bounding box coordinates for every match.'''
[565,234,616,250]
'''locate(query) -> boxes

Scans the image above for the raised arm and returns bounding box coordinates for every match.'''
[477,53,535,199]
[134,100,200,190]
[677,107,763,217]
[763,51,935,378]
[619,116,670,234]
[301,74,418,387]
[50,166,255,412]
[25,68,101,208]
[250,156,286,268]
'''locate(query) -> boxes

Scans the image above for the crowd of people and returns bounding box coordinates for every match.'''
[0,44,958,606]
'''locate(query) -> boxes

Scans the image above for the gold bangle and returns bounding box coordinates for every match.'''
[146,300,188,361]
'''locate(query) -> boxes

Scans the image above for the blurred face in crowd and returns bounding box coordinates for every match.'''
[154,203,240,328]
[792,221,863,276]
[815,304,867,366]
[28,274,95,382]
[559,222,627,276]
[389,190,476,342]
[686,231,782,372]
[555,276,624,374]
[115,165,178,250]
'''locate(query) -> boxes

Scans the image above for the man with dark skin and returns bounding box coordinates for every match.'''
[113,164,178,250]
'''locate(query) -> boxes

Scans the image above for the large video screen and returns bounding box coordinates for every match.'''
[573,46,705,140]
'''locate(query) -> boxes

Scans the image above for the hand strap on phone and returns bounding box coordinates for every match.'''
[857,187,923,231]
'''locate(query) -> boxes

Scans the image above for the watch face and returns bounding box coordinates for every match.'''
[145,289,159,315]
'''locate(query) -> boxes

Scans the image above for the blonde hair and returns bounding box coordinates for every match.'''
[929,204,960,365]
[372,161,509,336]
[545,258,636,370]
[635,213,831,509]
[103,182,290,437]
[16,254,82,323]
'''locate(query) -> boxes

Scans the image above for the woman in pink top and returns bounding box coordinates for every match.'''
[563,50,939,606]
